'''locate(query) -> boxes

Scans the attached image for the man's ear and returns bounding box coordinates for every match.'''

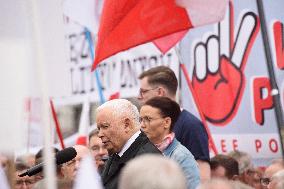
[157,87,166,97]
[163,117,171,130]
[123,118,131,132]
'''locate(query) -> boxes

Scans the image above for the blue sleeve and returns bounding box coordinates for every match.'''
[173,110,210,162]
[179,152,200,189]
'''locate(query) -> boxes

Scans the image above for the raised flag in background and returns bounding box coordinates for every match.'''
[154,0,228,53]
[92,0,191,69]
[92,0,228,69]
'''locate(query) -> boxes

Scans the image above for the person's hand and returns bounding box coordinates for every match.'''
[192,3,259,125]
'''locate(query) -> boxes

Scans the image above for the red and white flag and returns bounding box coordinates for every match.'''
[92,0,228,69]
[76,97,90,146]
[154,0,228,53]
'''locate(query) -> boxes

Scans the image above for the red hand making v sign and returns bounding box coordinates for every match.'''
[192,2,260,125]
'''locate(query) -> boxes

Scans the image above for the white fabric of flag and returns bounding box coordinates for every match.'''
[0,166,10,189]
[73,155,103,189]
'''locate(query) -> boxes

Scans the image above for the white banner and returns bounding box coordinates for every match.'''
[180,0,284,165]
[61,19,180,104]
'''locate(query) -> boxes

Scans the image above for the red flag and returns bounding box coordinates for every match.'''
[92,0,192,70]
[92,0,228,69]
[153,30,188,54]
[108,92,120,101]
[154,0,228,53]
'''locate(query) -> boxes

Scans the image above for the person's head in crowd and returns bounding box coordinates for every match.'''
[227,150,253,175]
[118,154,186,189]
[15,162,35,189]
[96,99,140,155]
[88,128,109,172]
[61,145,90,180]
[34,147,61,182]
[228,150,260,187]
[138,66,178,104]
[210,154,239,180]
[140,96,180,144]
[267,170,284,189]
[261,159,284,189]
[35,147,59,165]
[197,178,233,189]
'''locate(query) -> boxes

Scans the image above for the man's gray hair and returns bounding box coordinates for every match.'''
[118,154,186,189]
[96,99,140,126]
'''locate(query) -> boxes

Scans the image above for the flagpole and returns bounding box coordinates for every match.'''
[50,99,65,149]
[175,47,218,155]
[76,96,91,146]
[256,0,284,158]
[85,28,106,104]
[30,0,58,188]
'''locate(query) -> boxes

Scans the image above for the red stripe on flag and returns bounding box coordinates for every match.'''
[92,0,192,69]
[153,30,188,54]
[76,136,87,146]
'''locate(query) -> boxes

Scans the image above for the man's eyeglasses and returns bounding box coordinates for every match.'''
[139,116,163,125]
[139,87,158,97]
[260,177,271,186]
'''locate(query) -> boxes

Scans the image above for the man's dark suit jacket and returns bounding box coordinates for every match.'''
[101,131,161,189]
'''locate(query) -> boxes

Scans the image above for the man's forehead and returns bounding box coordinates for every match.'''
[97,121,111,127]
[140,77,151,86]
[97,108,113,119]
[90,136,103,145]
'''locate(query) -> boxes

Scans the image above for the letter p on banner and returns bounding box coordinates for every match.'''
[253,77,273,125]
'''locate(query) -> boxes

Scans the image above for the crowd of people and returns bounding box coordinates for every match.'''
[1,66,284,189]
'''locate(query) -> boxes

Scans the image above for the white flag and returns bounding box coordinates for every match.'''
[73,155,103,189]
[0,166,10,189]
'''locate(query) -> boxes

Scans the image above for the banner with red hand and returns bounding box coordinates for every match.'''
[180,0,284,165]
[192,2,260,125]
